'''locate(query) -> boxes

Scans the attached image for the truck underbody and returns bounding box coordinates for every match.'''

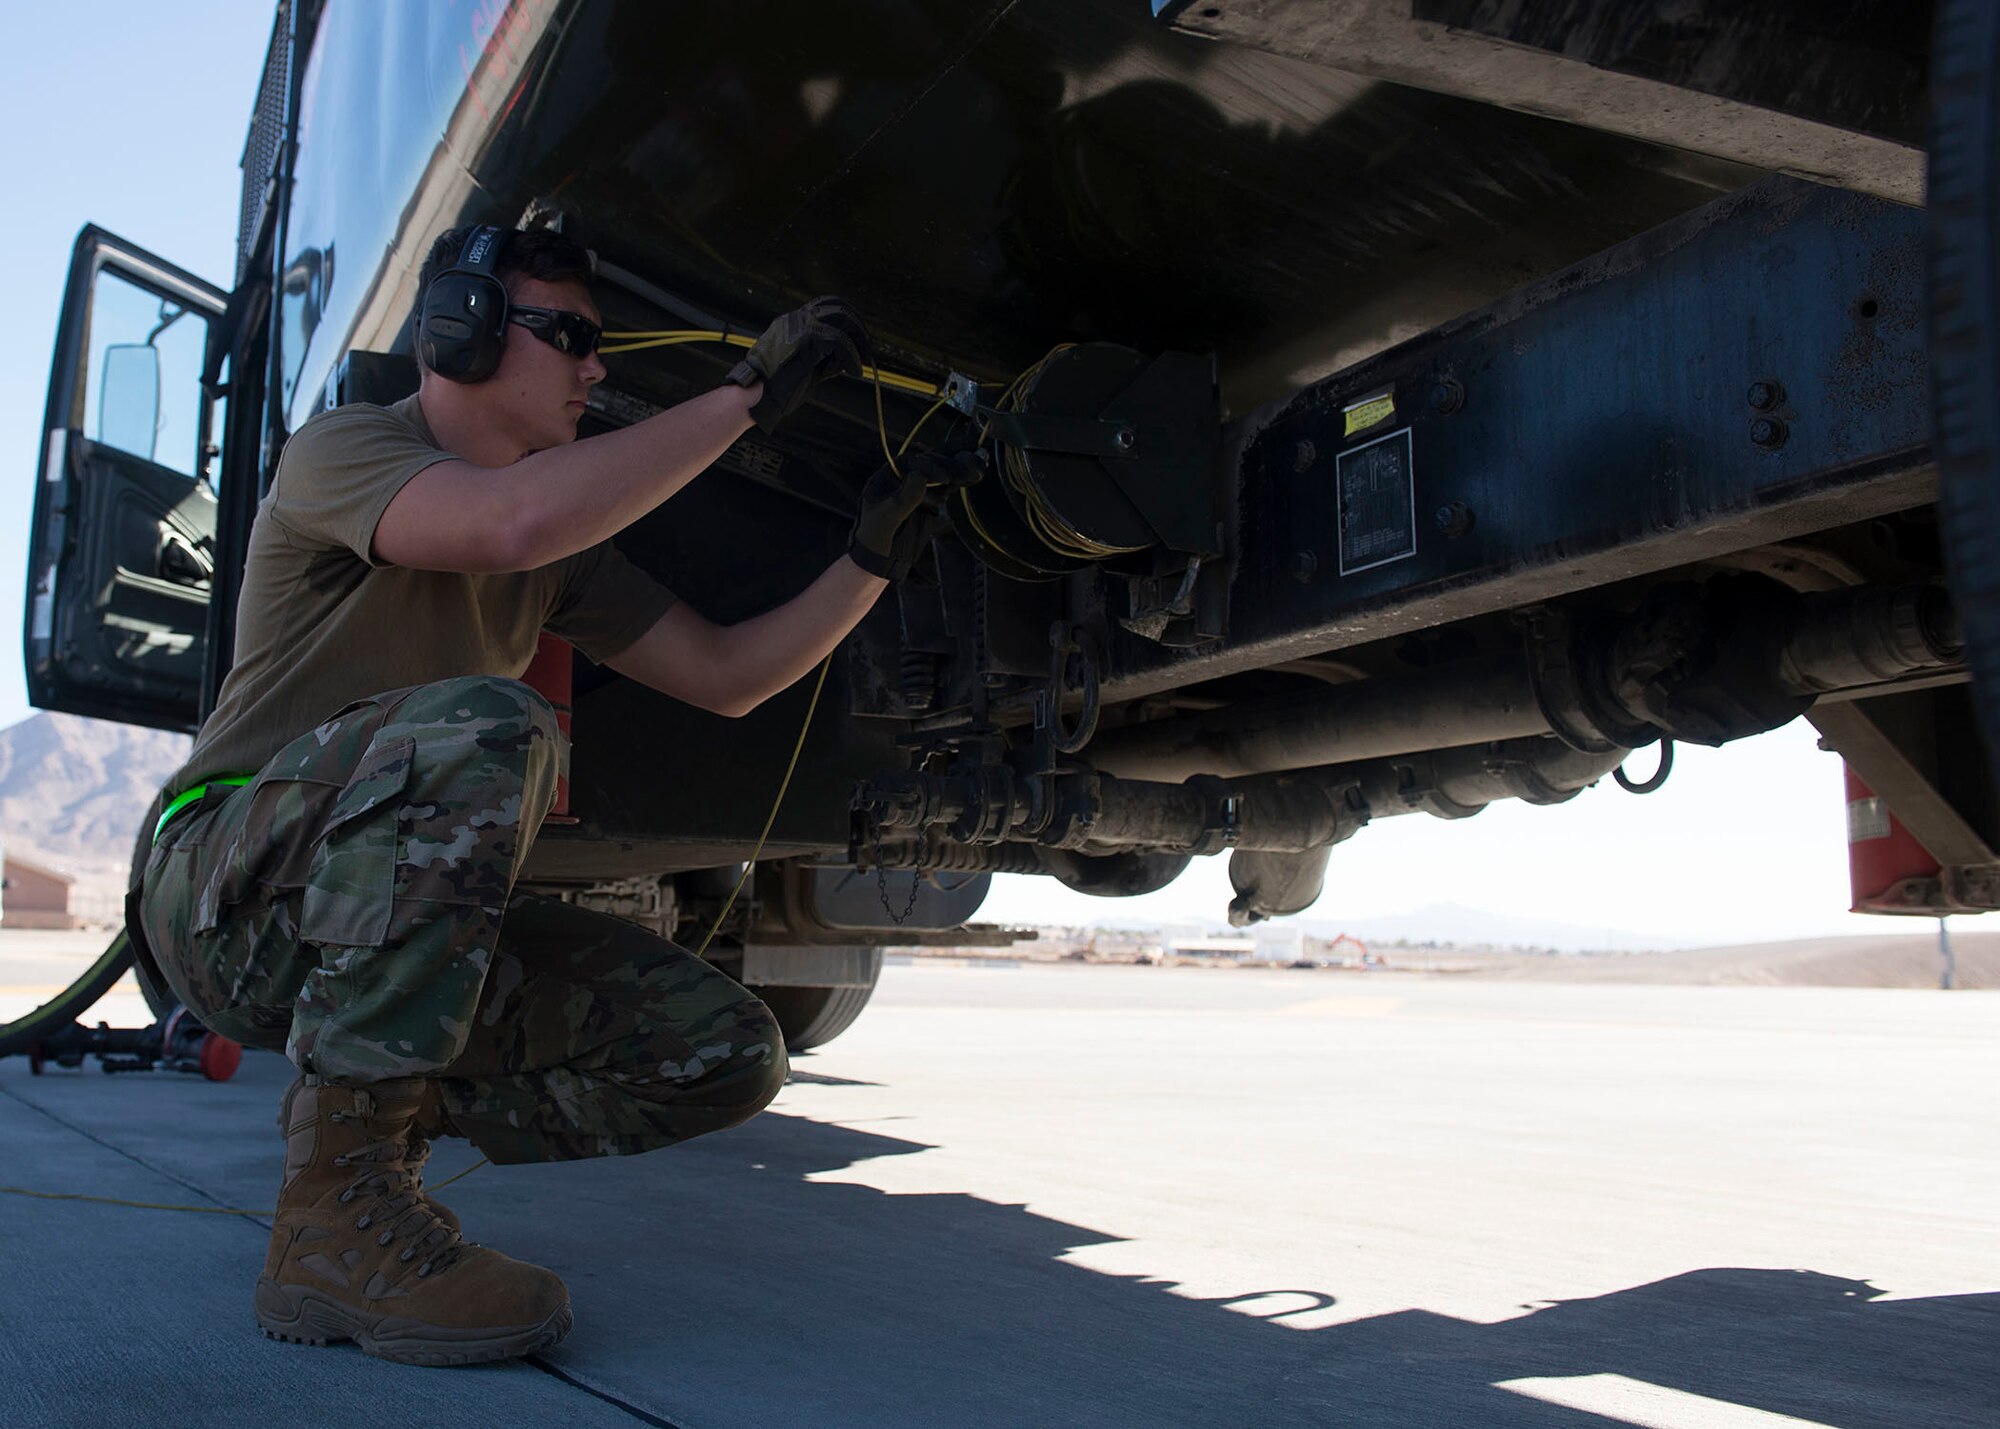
[21,0,1999,1048]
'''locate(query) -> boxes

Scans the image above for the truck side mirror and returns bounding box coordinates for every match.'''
[97,343,161,461]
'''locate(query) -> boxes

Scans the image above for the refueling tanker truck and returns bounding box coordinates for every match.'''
[13,0,2000,1056]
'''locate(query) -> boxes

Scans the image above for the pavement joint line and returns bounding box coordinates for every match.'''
[0,1081,274,1231]
[4,1082,679,1417]
[525,1354,690,1427]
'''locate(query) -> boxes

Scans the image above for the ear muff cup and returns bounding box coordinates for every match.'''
[418,226,510,382]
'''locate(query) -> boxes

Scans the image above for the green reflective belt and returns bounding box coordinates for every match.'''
[153,776,255,845]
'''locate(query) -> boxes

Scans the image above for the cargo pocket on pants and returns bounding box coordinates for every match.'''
[299,736,415,948]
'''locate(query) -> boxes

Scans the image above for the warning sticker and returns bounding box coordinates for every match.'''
[1846,797,1892,843]
[1336,427,1417,575]
[1343,389,1396,438]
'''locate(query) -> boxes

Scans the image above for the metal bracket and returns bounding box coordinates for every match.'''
[1120,557,1203,643]
[949,765,1017,846]
[943,371,981,418]
[1809,699,1998,867]
[1859,866,2000,915]
[1183,775,1243,856]
[1095,351,1222,556]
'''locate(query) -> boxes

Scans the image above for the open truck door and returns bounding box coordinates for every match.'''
[25,225,227,732]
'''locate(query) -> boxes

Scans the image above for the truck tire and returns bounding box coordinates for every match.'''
[0,929,133,1059]
[127,826,183,1023]
[132,943,178,1021]
[1931,0,2000,770]
[129,871,887,1052]
[748,951,884,1054]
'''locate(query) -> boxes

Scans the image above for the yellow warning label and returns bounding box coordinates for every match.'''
[1343,391,1395,437]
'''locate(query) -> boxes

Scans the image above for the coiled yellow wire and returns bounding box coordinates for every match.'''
[601,331,1143,562]
[988,344,1148,562]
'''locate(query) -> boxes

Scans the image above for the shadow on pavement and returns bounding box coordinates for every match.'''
[497,1104,1997,1429]
[4,1055,1992,1428]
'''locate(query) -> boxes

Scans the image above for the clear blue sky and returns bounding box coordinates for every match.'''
[0,4,1953,947]
[1,0,274,726]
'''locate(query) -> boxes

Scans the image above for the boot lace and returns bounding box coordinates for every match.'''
[327,1114,468,1277]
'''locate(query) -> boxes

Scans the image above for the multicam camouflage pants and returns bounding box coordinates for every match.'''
[136,676,786,1164]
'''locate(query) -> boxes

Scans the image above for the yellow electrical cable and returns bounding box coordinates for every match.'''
[430,1158,489,1191]
[601,315,946,956]
[597,328,941,397]
[951,340,1145,566]
[985,343,1147,561]
[598,328,754,345]
[692,651,834,959]
[873,366,899,477]
[687,354,942,957]
[900,393,950,458]
[872,373,949,476]
[599,328,754,342]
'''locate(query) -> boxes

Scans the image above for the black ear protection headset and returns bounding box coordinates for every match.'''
[417,224,510,383]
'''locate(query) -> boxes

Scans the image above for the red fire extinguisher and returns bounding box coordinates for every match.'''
[521,633,578,824]
[1845,765,1943,914]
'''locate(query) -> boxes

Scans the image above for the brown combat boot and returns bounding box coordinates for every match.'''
[277,1075,464,1234]
[254,1077,571,1366]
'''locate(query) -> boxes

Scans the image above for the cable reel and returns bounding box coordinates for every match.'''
[954,343,1223,584]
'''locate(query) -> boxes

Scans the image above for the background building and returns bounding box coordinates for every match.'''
[3,850,79,929]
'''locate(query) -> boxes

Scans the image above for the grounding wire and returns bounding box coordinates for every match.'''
[597,328,941,397]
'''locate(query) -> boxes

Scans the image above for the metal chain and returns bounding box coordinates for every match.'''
[872,819,921,925]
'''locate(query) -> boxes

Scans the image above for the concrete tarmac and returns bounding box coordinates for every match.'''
[2,958,1995,1427]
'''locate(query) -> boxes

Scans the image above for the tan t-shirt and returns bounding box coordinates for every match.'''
[159,393,675,811]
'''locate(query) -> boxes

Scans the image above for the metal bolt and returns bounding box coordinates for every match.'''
[1434,501,1474,539]
[1429,376,1465,415]
[1291,439,1316,472]
[1292,551,1317,583]
[1750,416,1789,449]
[1747,380,1784,411]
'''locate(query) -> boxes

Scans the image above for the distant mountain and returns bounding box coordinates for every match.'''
[1069,900,1684,953]
[1293,901,1690,953]
[1461,931,1996,988]
[0,711,190,877]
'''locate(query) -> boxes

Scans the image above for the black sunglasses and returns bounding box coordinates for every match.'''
[509,305,603,358]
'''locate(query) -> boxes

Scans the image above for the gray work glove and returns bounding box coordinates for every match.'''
[849,449,986,580]
[727,297,869,433]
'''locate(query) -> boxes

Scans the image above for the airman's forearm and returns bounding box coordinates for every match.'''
[713,556,887,713]
[503,383,759,567]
